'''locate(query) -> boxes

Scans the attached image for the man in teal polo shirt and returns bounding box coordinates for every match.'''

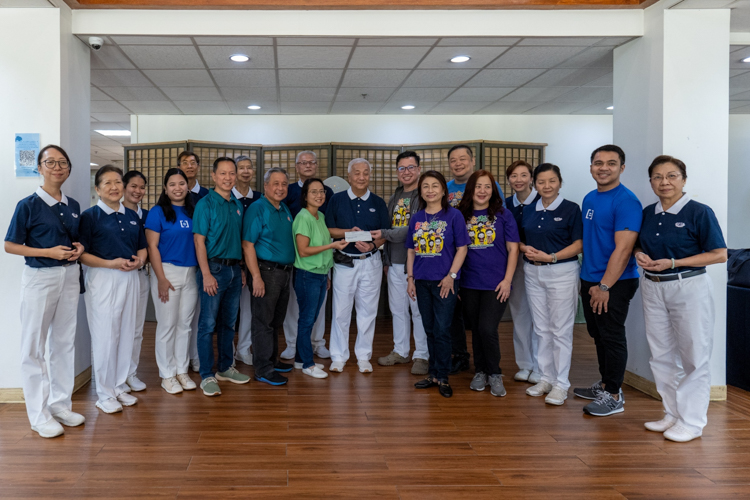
[193,157,250,396]
[243,167,296,386]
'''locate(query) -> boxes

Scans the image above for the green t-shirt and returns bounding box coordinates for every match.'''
[293,208,333,274]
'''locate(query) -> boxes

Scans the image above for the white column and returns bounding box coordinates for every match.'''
[613,3,730,396]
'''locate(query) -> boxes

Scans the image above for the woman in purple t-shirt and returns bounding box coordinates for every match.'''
[457,170,520,398]
[406,171,469,398]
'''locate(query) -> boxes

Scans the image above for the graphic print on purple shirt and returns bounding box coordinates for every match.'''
[461,208,520,291]
[405,207,469,282]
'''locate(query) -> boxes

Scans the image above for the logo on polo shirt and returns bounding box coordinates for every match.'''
[585,209,594,220]
[676,222,685,228]
[237,209,241,216]
[554,217,563,222]
[130,221,137,225]
[72,213,78,218]
[369,208,376,212]
[180,220,189,228]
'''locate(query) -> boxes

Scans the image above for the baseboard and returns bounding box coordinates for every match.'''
[0,366,92,405]
[624,370,727,402]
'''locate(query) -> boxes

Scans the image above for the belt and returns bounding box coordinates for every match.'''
[644,268,706,283]
[524,257,564,266]
[209,257,241,267]
[61,261,75,267]
[258,259,293,272]
[341,250,378,260]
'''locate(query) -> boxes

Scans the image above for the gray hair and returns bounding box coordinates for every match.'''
[296,150,317,163]
[264,167,288,184]
[234,155,253,165]
[347,158,371,174]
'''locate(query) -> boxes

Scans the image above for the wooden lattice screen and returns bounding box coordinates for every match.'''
[189,141,262,195]
[262,145,332,190]
[331,144,402,201]
[482,142,545,198]
[125,141,186,209]
[405,141,483,188]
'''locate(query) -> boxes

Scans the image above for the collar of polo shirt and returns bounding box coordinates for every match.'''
[97,199,126,215]
[347,187,371,201]
[513,187,538,208]
[136,206,143,219]
[190,181,201,194]
[298,179,304,188]
[535,195,563,212]
[655,192,690,215]
[36,186,68,207]
[232,186,253,200]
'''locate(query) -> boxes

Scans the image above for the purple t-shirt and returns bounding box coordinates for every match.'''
[461,208,520,291]
[405,207,469,281]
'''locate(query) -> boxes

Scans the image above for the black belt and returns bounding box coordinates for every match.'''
[644,268,706,283]
[524,257,567,266]
[341,250,378,260]
[258,259,293,272]
[209,257,241,267]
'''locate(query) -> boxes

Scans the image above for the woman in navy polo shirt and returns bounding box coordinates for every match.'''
[406,170,469,398]
[457,170,519,398]
[635,155,727,443]
[122,170,149,393]
[145,168,199,395]
[521,163,583,406]
[4,145,85,438]
[79,165,148,414]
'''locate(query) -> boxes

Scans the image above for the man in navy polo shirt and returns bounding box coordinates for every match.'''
[574,145,642,417]
[326,158,390,374]
[243,167,295,386]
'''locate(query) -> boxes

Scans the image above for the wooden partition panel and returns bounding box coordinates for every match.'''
[188,141,261,193]
[262,144,332,192]
[404,141,482,185]
[332,144,402,200]
[482,142,545,198]
[124,142,187,209]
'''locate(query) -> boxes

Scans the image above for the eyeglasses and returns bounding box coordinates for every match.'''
[297,161,318,167]
[180,161,198,167]
[650,173,682,182]
[309,190,326,196]
[397,165,419,172]
[42,160,69,169]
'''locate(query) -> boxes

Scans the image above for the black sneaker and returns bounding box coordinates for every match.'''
[274,361,293,373]
[254,372,288,386]
[449,356,470,375]
[573,380,604,400]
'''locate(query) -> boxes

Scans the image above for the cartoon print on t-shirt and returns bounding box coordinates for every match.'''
[467,215,496,248]
[392,198,411,227]
[413,220,447,256]
[448,190,463,208]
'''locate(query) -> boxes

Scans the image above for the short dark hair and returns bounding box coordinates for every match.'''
[396,150,420,167]
[447,144,473,160]
[123,170,147,186]
[157,168,195,223]
[37,145,72,171]
[590,145,625,165]
[177,151,200,166]
[533,163,563,185]
[505,159,533,179]
[648,155,687,180]
[300,178,325,209]
[212,156,236,173]
[417,170,450,212]
[94,165,123,187]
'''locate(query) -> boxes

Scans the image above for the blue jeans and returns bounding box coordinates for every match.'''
[294,269,328,369]
[196,262,242,380]
[415,279,459,382]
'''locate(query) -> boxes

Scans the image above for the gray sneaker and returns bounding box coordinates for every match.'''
[215,367,250,385]
[470,372,488,392]
[583,391,624,416]
[200,377,221,397]
[377,351,411,366]
[573,380,604,400]
[411,358,429,375]
[489,374,506,397]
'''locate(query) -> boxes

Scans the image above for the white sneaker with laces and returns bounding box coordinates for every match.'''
[663,423,702,443]
[526,381,553,397]
[645,414,678,432]
[96,398,123,414]
[330,361,345,372]
[52,409,85,427]
[31,418,65,438]
[280,347,296,360]
[302,366,329,379]
[545,386,568,406]
[117,392,138,407]
[358,360,373,373]
[314,346,331,359]
[126,374,147,392]
[528,371,543,384]
[162,377,183,394]
[176,373,197,390]
[294,362,324,369]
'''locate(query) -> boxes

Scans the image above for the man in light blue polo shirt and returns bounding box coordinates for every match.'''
[243,167,295,386]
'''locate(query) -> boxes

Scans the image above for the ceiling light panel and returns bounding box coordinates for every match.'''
[198,46,275,69]
[419,47,508,69]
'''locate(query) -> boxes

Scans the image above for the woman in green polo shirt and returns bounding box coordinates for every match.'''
[293,178,348,379]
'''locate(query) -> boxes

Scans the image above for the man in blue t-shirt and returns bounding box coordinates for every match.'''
[574,145,642,417]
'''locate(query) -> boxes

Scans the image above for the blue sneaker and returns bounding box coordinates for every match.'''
[255,372,288,386]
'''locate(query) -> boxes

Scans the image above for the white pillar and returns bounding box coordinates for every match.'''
[613,3,730,397]
[0,5,91,396]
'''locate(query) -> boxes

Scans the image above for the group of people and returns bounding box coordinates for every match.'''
[7,142,726,445]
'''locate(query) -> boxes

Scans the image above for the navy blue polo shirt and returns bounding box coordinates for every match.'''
[136,207,148,229]
[505,189,540,244]
[5,187,81,268]
[242,196,295,265]
[325,188,390,255]
[189,182,209,206]
[79,201,147,260]
[193,189,244,261]
[284,180,334,218]
[522,197,583,264]
[232,187,262,212]
[639,195,726,275]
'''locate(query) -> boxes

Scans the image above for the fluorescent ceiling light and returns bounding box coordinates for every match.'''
[743,57,750,63]
[247,105,261,110]
[401,105,415,110]
[95,130,131,137]
[606,106,614,110]
[230,54,250,62]
[450,56,471,63]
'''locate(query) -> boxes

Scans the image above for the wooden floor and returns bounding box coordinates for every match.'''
[2,320,750,499]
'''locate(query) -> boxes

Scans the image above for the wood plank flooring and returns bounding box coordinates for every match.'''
[1,320,750,499]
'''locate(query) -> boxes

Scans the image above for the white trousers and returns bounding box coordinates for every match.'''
[508,259,538,372]
[189,293,200,362]
[85,267,138,403]
[524,261,580,391]
[282,272,328,351]
[236,283,253,355]
[19,265,80,427]
[331,256,382,363]
[151,264,198,378]
[387,263,428,360]
[129,269,150,378]
[642,273,715,434]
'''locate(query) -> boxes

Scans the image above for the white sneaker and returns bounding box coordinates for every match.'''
[176,373,197,390]
[545,386,568,406]
[52,409,85,427]
[294,362,324,369]
[528,371,543,384]
[280,347,296,360]
[96,398,123,414]
[314,346,331,359]
[358,360,373,373]
[126,374,147,392]
[162,377,183,394]
[645,414,678,432]
[117,392,138,407]
[663,423,702,443]
[302,366,329,379]
[526,381,553,397]
[330,361,345,372]
[31,418,65,438]
[235,351,253,366]
[190,358,200,372]
[514,369,531,381]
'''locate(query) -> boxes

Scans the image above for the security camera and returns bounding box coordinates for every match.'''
[88,37,104,51]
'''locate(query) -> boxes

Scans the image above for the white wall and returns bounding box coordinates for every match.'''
[133,114,613,207]
[729,115,750,250]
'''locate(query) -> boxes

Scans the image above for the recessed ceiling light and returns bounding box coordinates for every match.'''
[230,54,250,62]
[95,130,131,137]
[743,57,750,63]
[606,106,614,110]
[247,105,261,110]
[401,105,415,110]
[90,163,99,166]
[450,56,471,63]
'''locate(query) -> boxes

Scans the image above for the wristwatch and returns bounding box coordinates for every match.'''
[449,272,457,279]
[598,282,610,292]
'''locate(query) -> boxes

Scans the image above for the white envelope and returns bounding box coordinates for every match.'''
[344,230,373,243]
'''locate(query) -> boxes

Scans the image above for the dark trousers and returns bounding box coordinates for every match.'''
[580,278,639,394]
[294,268,328,369]
[250,263,291,378]
[451,282,469,359]
[415,279,459,382]
[461,288,507,376]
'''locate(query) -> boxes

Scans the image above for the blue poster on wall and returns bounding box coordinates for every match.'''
[15,133,40,178]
